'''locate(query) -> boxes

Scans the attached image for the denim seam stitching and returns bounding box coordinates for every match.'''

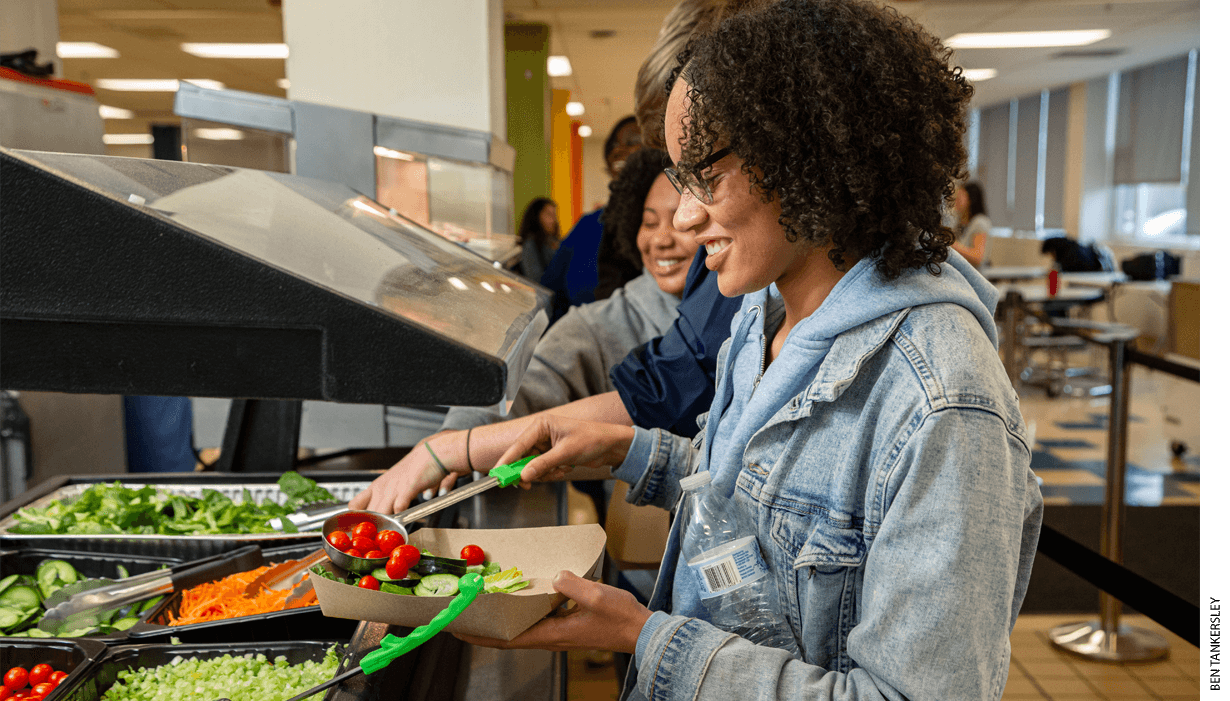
[648,618,688,700]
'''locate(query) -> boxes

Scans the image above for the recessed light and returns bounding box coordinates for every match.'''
[578,125,593,138]
[98,105,134,119]
[565,101,585,117]
[277,78,290,90]
[103,134,154,145]
[56,42,119,59]
[181,43,290,59]
[193,128,245,141]
[95,79,225,92]
[547,56,572,77]
[944,30,1110,49]
[962,68,998,82]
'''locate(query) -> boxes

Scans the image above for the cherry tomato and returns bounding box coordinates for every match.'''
[363,549,384,559]
[389,544,421,570]
[460,544,485,566]
[351,521,377,540]
[4,667,28,690]
[345,547,365,558]
[350,535,376,553]
[0,686,13,701]
[376,529,404,554]
[384,556,410,580]
[47,672,66,687]
[30,684,54,699]
[325,531,351,551]
[26,666,51,687]
[357,575,380,590]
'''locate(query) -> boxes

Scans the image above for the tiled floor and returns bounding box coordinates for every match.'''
[566,613,1200,700]
[565,343,1200,700]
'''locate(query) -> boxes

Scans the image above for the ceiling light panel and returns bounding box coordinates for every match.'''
[962,68,998,82]
[578,125,593,138]
[181,43,290,59]
[98,105,135,119]
[95,79,226,92]
[57,42,119,59]
[944,30,1111,49]
[565,101,584,117]
[103,134,154,145]
[547,56,572,77]
[193,128,245,141]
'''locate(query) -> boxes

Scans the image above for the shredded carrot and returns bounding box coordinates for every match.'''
[167,562,316,626]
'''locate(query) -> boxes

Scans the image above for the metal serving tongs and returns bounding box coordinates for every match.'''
[216,573,485,701]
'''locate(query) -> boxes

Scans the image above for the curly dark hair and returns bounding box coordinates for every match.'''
[668,0,973,280]
[599,148,674,275]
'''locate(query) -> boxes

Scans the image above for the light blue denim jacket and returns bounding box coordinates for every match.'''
[611,255,1043,701]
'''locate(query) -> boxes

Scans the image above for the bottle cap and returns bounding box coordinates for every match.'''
[679,471,712,492]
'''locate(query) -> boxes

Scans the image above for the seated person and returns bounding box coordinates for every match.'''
[951,181,991,267]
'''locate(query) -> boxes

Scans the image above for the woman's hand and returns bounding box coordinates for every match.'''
[348,431,467,514]
[455,571,651,653]
[496,415,636,484]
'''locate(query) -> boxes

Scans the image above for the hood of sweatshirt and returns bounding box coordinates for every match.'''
[701,252,1000,498]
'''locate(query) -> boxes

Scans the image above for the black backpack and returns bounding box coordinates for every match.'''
[1121,251,1181,281]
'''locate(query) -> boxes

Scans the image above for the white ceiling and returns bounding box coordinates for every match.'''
[55,0,1200,146]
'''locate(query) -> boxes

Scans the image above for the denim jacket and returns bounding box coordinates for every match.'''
[612,257,1044,701]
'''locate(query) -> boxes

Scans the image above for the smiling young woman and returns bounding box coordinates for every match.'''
[479,2,1042,701]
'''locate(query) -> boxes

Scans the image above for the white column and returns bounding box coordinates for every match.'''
[283,0,505,139]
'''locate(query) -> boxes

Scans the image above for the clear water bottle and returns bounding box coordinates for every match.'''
[678,471,798,654]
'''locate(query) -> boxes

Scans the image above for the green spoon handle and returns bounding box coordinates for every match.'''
[359,572,484,674]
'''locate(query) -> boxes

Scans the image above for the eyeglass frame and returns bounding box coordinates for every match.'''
[664,147,732,205]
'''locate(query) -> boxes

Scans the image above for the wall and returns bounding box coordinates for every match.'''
[504,23,550,231]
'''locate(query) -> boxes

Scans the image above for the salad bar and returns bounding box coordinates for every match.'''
[0,469,574,700]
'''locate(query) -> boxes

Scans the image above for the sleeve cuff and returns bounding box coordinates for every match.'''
[612,426,656,484]
[636,610,673,664]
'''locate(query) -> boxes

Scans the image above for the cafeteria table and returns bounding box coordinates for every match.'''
[999,284,1107,391]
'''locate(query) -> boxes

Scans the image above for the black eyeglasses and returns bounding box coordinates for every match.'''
[664,147,731,205]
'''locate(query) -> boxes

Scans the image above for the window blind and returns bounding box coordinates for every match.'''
[1113,55,1188,184]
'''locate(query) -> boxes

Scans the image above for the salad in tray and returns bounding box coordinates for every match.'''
[6,472,337,536]
[315,517,527,597]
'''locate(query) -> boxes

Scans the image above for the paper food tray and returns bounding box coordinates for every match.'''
[311,524,606,641]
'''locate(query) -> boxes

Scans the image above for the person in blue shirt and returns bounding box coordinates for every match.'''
[540,116,644,321]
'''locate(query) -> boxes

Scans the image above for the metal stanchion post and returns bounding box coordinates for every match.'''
[1003,290,1021,390]
[1048,334,1169,662]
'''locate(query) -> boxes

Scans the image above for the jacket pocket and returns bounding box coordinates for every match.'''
[771,511,867,671]
[790,519,866,574]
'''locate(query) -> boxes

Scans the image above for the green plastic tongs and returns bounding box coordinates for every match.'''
[282,573,485,701]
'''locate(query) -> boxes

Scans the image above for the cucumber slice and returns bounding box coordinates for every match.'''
[0,584,41,612]
[413,573,460,597]
[36,559,79,599]
[116,564,130,579]
[111,616,139,631]
[371,568,421,585]
[136,596,163,615]
[0,574,19,600]
[0,606,26,630]
[24,628,53,638]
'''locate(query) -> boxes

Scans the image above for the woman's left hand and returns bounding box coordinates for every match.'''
[455,571,652,654]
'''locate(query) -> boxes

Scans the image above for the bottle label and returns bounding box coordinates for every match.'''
[687,535,768,599]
